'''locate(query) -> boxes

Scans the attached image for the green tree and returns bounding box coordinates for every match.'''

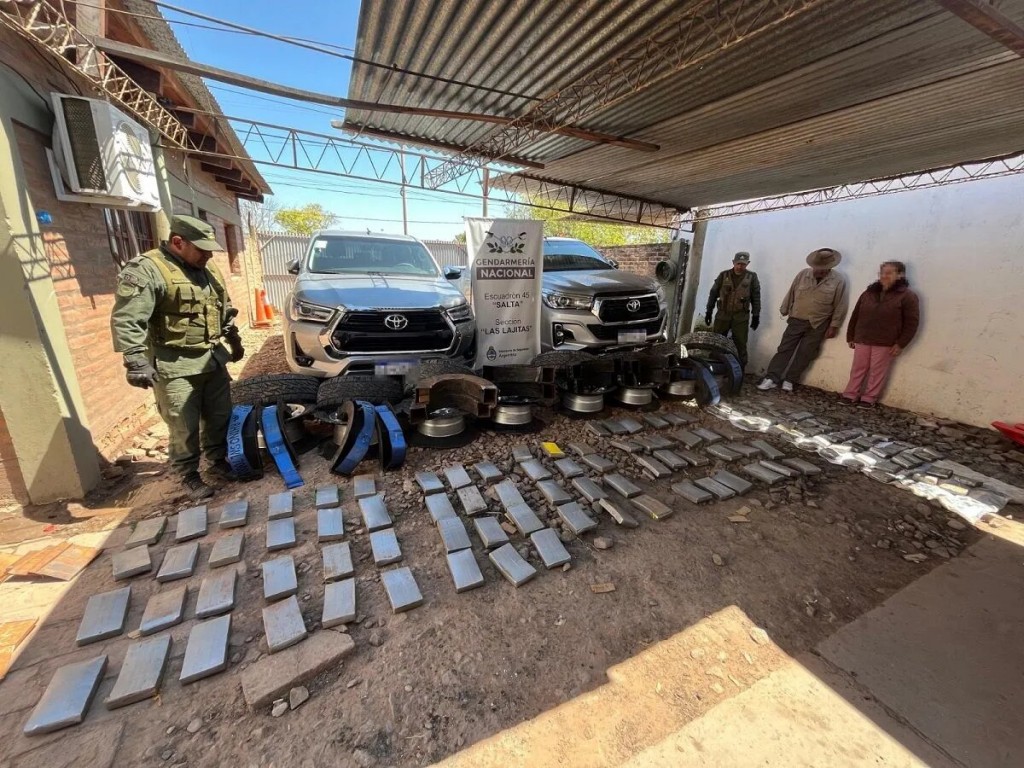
[503,196,671,245]
[273,203,339,237]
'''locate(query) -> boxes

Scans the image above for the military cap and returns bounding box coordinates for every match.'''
[170,215,223,252]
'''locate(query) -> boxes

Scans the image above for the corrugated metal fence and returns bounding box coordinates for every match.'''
[257,231,468,309]
[257,231,307,310]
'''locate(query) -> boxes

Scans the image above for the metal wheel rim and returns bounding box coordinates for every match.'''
[562,392,605,412]
[663,380,696,396]
[418,410,466,437]
[615,386,654,406]
[492,403,533,425]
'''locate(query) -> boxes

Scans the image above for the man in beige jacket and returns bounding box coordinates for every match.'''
[757,248,848,392]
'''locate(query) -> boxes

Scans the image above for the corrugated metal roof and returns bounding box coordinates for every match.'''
[344,0,1024,210]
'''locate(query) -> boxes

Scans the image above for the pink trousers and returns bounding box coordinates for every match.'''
[842,344,895,404]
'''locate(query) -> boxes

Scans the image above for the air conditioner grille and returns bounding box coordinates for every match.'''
[60,97,106,190]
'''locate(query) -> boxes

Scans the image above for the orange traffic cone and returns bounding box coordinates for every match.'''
[253,288,270,328]
[261,289,275,322]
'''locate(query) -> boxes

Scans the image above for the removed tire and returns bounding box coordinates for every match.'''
[679,330,739,359]
[415,360,477,379]
[316,375,405,412]
[231,373,321,406]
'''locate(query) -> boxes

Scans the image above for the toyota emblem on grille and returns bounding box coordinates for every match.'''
[626,299,641,313]
[384,313,408,330]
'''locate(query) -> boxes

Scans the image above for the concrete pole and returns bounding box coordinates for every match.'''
[482,167,489,217]
[399,147,408,235]
[678,211,708,334]
[0,116,100,503]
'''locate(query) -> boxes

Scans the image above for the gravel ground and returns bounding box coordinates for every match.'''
[3,336,1022,767]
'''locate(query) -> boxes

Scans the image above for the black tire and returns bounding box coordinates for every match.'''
[414,360,477,380]
[231,373,321,406]
[316,375,405,411]
[679,331,739,359]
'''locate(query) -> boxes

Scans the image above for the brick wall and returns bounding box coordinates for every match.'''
[14,122,154,451]
[2,49,250,484]
[598,243,671,278]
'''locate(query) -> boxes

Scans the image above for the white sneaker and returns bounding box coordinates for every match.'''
[756,378,777,391]
[782,381,794,392]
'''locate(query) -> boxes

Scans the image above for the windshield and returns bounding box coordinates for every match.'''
[542,239,614,271]
[307,236,441,277]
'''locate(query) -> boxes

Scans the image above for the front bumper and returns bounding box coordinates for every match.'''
[285,313,476,377]
[541,304,668,351]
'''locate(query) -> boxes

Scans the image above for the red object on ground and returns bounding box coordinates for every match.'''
[992,421,1024,446]
[253,288,271,328]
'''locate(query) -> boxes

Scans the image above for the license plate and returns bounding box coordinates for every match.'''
[617,329,647,344]
[374,360,417,376]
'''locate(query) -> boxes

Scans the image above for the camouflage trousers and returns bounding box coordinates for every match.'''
[712,310,750,369]
[152,366,232,476]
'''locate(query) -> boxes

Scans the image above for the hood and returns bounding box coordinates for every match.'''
[542,268,658,295]
[867,278,910,294]
[295,272,464,311]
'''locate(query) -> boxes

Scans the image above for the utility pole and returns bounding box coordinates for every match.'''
[482,167,489,217]
[399,147,408,235]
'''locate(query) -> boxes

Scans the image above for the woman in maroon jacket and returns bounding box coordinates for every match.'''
[839,261,920,409]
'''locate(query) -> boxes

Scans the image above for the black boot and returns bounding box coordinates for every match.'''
[206,460,238,483]
[183,471,215,501]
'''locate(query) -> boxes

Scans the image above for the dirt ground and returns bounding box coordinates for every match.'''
[1,331,1020,768]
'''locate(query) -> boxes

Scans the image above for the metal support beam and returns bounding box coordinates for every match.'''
[425,0,826,188]
[89,36,658,151]
[332,121,545,170]
[933,0,1024,57]
[176,115,678,227]
[0,0,193,148]
[677,152,1024,222]
[493,173,679,228]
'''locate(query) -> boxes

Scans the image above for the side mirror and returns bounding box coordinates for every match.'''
[444,265,463,280]
[287,259,300,276]
[606,258,619,269]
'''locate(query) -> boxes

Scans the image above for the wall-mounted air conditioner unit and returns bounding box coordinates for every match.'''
[46,93,161,212]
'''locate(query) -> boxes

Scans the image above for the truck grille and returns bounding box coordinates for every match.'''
[597,295,660,322]
[588,316,664,341]
[332,310,453,353]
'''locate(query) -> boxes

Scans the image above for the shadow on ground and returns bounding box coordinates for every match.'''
[0,383,1021,767]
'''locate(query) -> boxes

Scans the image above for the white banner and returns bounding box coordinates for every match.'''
[465,218,543,367]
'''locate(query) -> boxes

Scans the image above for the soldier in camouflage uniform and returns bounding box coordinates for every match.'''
[704,251,761,370]
[111,215,245,501]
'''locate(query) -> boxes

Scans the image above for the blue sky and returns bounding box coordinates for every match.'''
[163,0,491,239]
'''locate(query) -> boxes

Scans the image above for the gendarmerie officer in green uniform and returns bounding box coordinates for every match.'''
[704,251,762,370]
[111,215,245,501]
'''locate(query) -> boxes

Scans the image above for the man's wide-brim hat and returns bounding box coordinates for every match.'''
[806,247,841,269]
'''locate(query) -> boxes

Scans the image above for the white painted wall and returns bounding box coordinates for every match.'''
[695,175,1024,427]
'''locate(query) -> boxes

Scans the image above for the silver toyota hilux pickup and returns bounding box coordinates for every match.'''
[283,232,666,376]
[541,237,667,350]
[283,231,475,377]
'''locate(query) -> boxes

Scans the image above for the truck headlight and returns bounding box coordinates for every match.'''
[543,292,593,310]
[289,297,336,323]
[655,285,666,304]
[446,302,473,322]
